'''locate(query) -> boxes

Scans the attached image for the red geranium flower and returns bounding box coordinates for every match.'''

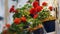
[3,30,7,34]
[9,5,15,13]
[48,6,53,11]
[14,18,21,24]
[21,16,26,22]
[30,8,37,15]
[33,14,38,19]
[36,6,43,12]
[6,24,10,28]
[42,2,47,6]
[33,1,39,8]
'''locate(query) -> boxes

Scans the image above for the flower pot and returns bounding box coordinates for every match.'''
[43,20,55,33]
[33,28,44,34]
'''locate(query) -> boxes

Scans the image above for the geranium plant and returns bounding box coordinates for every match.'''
[1,1,53,34]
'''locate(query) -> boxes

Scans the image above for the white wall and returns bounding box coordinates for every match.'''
[0,0,5,33]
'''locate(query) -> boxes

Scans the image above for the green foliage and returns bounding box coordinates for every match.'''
[38,9,50,20]
[29,0,34,3]
[13,4,32,19]
[13,13,21,19]
[20,4,32,10]
[27,18,42,28]
[7,22,31,34]
[32,19,42,28]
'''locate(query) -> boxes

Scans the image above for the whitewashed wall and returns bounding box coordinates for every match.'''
[16,0,28,8]
[0,0,5,33]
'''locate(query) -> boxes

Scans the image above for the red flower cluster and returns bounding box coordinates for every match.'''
[36,6,43,12]
[42,2,47,6]
[33,14,38,19]
[6,24,10,28]
[14,16,27,24]
[9,5,15,13]
[30,8,37,15]
[48,6,53,11]
[33,1,39,8]
[14,18,21,24]
[30,1,43,15]
[21,16,26,22]
[30,6,43,15]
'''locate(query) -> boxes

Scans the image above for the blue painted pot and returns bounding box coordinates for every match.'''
[33,28,44,34]
[43,20,55,33]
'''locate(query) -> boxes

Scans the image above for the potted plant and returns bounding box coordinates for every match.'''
[1,0,56,34]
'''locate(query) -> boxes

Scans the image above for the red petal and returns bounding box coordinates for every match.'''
[30,8,37,15]
[49,6,53,11]
[42,2,47,6]
[9,7,15,13]
[36,6,43,12]
[21,16,26,22]
[33,1,39,8]
[33,14,38,19]
[9,5,15,13]
[14,18,21,24]
[6,24,10,28]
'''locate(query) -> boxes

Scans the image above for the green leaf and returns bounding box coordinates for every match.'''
[13,13,21,19]
[18,23,25,27]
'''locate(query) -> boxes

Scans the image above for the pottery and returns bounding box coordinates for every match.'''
[33,28,44,34]
[43,20,55,33]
